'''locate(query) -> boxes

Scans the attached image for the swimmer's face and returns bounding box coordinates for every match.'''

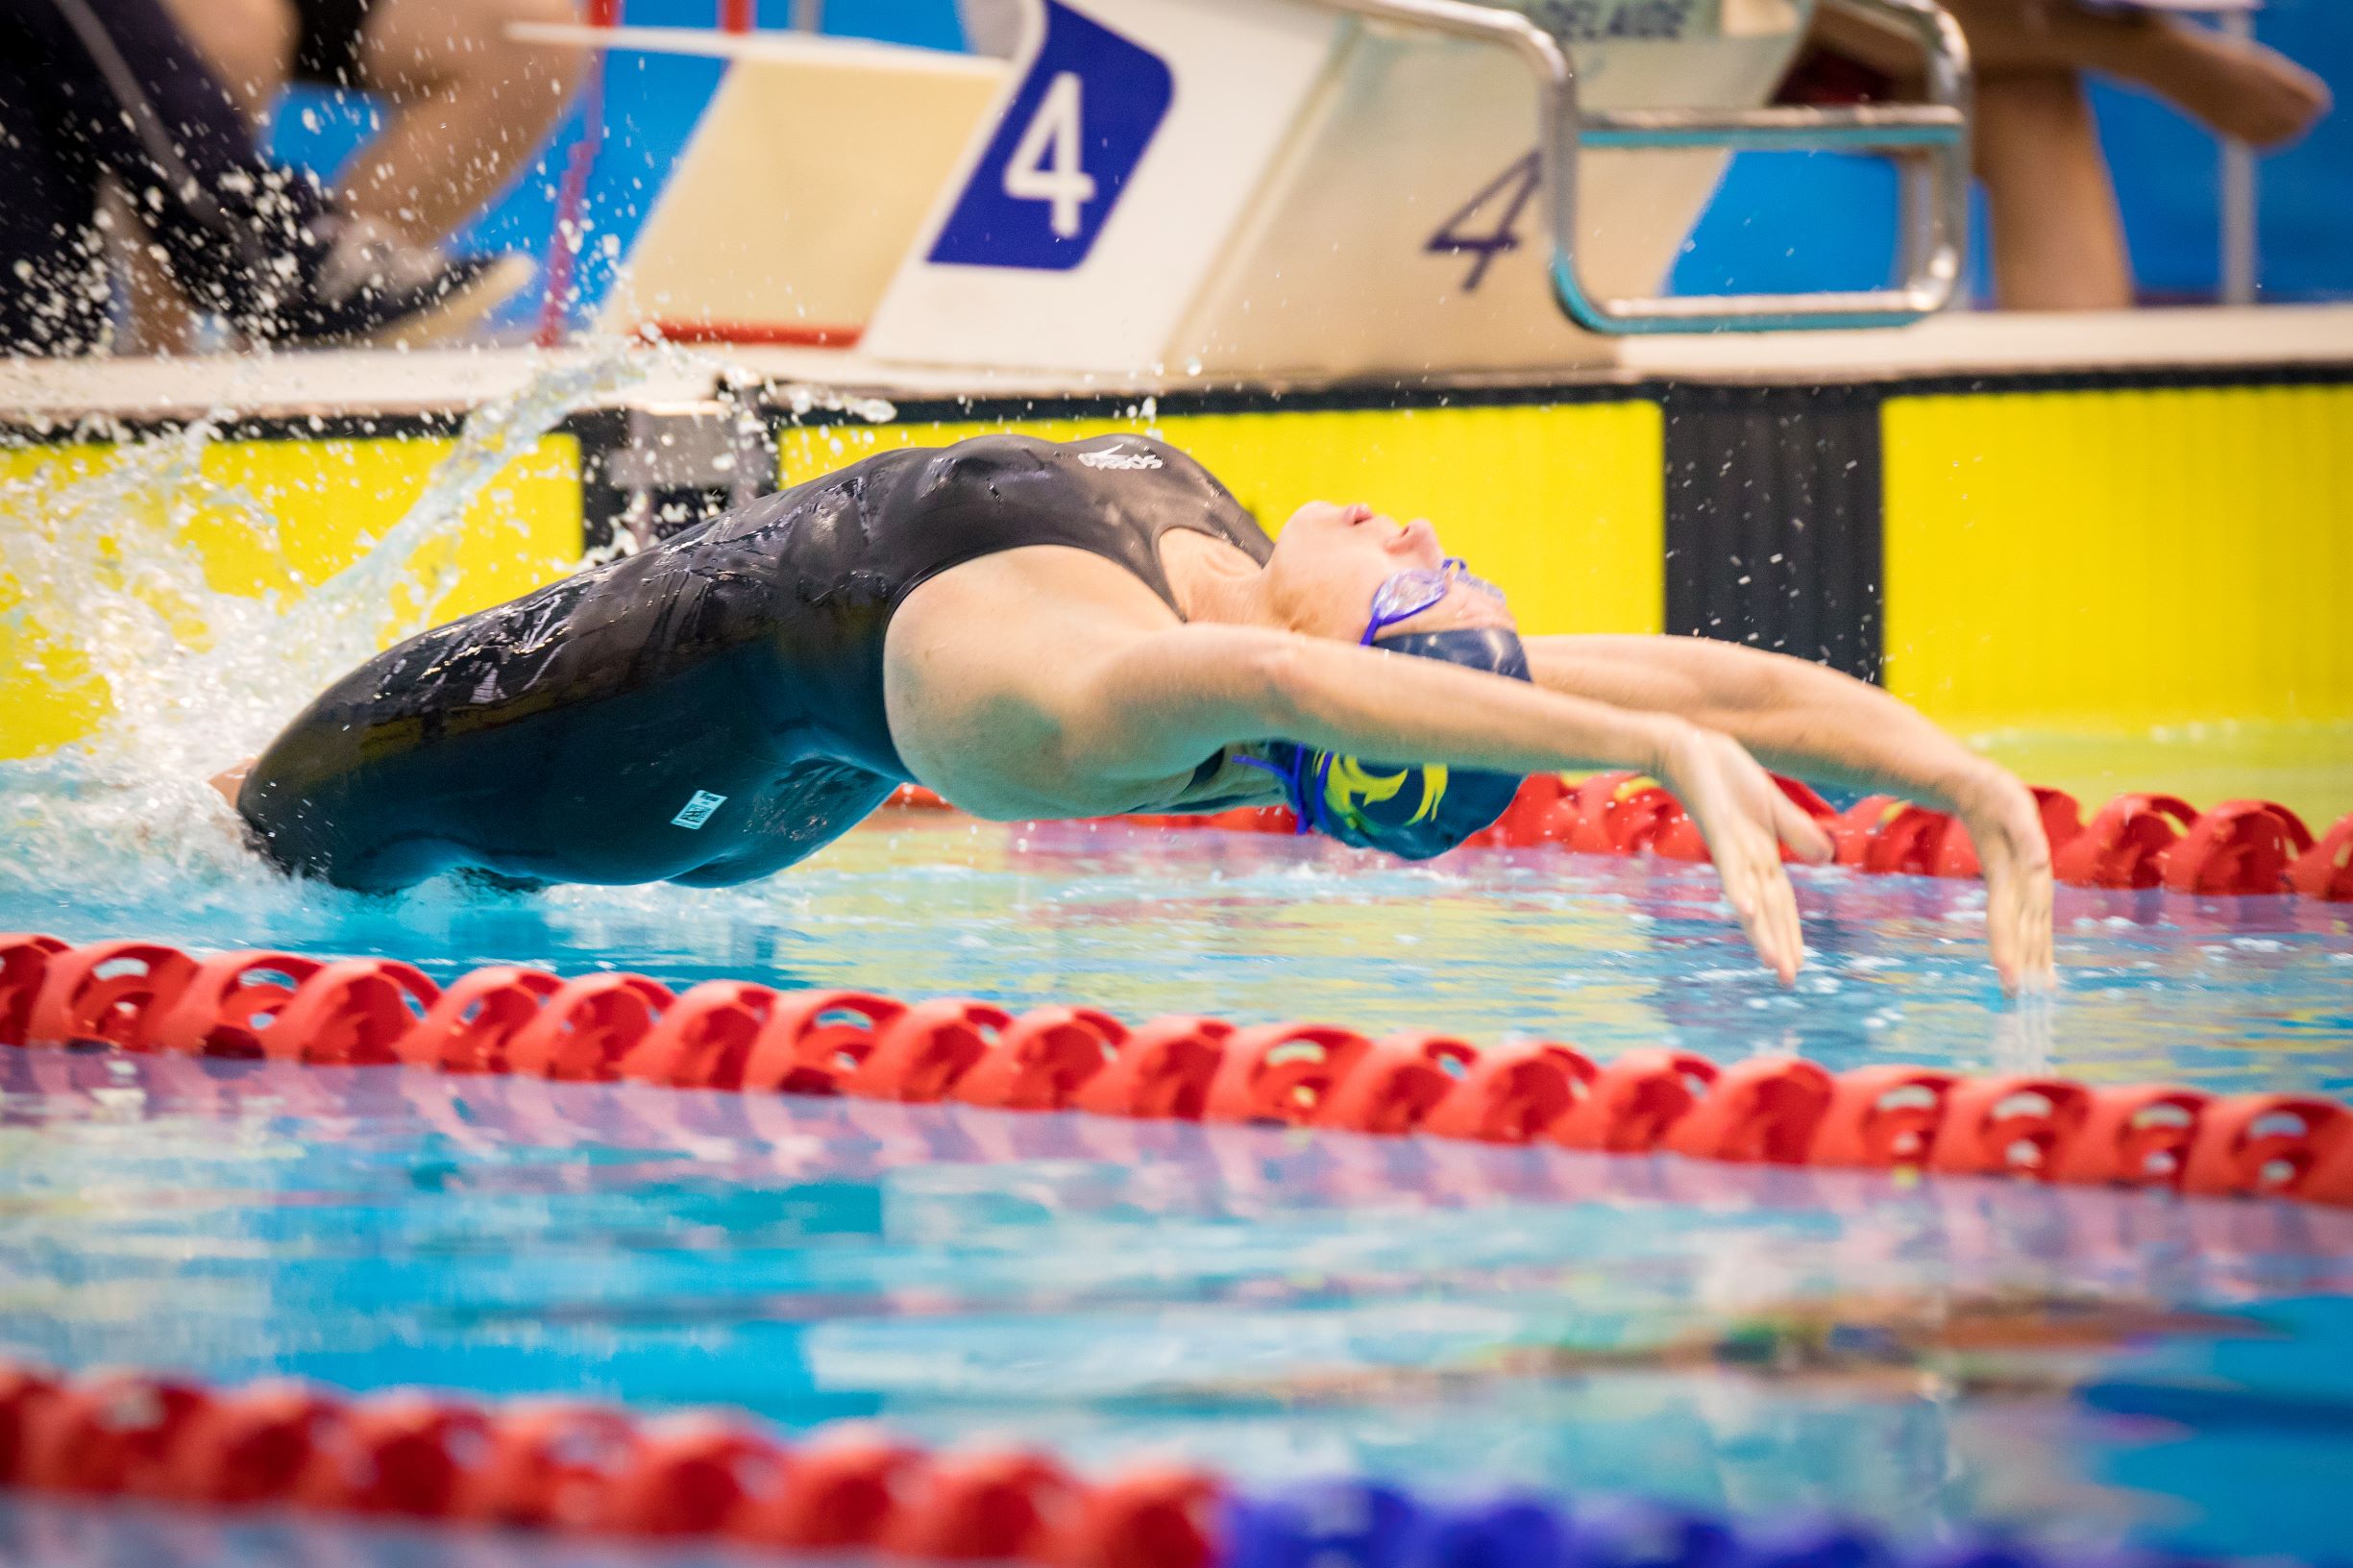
[1262,502,1516,641]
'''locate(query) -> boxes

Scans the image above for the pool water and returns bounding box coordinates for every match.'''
[3,827,2352,1565]
[5,367,2352,1564]
[5,817,2353,1098]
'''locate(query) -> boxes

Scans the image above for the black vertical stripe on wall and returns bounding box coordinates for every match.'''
[1660,384,1885,685]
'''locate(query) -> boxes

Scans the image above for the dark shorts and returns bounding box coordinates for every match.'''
[292,0,375,87]
[0,0,307,354]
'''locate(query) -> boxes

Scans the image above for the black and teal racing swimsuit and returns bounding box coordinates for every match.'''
[236,433,1271,892]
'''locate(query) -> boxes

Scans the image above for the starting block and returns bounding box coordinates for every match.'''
[532,0,1969,377]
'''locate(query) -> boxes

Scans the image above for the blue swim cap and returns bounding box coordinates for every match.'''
[1249,627,1532,861]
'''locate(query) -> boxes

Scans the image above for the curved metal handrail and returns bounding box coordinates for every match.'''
[1307,0,1973,334]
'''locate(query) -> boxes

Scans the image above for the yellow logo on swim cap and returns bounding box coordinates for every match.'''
[1414,765,1449,824]
[1321,756,1451,833]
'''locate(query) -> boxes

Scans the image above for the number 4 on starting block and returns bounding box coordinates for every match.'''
[864,0,1337,372]
[930,0,1173,270]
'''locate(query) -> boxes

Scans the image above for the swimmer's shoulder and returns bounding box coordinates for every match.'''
[692,434,1225,545]
[914,430,1221,494]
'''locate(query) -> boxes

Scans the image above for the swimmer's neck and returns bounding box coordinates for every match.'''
[1158,529,1276,628]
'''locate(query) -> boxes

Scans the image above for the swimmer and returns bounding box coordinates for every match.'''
[225,434,2056,991]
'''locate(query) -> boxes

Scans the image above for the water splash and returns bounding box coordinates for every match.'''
[0,342,884,910]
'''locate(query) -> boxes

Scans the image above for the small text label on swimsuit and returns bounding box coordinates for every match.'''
[672,791,728,829]
[1078,446,1163,471]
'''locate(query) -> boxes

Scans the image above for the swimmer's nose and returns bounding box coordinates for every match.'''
[1387,517,1443,562]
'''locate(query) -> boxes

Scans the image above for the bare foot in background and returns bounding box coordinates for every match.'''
[1940,1,2333,149]
[2129,18,2333,149]
[1798,0,2332,311]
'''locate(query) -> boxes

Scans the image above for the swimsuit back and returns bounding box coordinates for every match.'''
[235,433,1270,890]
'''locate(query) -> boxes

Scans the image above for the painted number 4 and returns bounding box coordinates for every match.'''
[1004,72,1097,239]
[1427,151,1539,290]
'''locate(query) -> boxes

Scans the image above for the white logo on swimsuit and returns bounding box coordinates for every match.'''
[672,790,728,829]
[1077,446,1162,471]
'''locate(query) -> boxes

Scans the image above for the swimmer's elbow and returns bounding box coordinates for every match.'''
[1232,638,1317,734]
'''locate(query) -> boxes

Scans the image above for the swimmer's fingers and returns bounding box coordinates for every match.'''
[2022,865,2055,990]
[1767,850,1805,987]
[1954,769,2058,995]
[1984,849,2057,996]
[2030,865,2055,983]
[1748,845,1804,988]
[1984,859,2024,994]
[1718,814,1802,988]
[1720,852,1776,982]
[1739,770,1808,985]
[1662,727,1807,986]
[1772,790,1835,866]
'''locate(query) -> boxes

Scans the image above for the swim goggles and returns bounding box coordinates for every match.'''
[1359,557,1506,645]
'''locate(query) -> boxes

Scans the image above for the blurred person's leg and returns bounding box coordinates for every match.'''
[0,0,299,353]
[168,0,299,115]
[106,184,192,353]
[1799,0,2324,310]
[112,0,292,351]
[339,0,587,241]
[1941,0,2329,149]
[163,0,585,245]
[1973,68,2133,309]
[7,0,527,351]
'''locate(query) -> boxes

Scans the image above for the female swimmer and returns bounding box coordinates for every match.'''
[228,432,2055,991]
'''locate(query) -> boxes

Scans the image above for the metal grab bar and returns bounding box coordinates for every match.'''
[1580,104,1965,153]
[1310,0,1973,334]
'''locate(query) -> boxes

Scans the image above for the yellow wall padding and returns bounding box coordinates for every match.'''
[0,434,581,760]
[1883,383,2353,730]
[777,400,1668,638]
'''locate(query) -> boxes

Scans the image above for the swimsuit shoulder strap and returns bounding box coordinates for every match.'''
[876,432,1273,620]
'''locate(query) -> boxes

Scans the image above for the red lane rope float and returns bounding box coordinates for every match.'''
[0,1360,1219,1566]
[2292,813,2353,900]
[879,779,2353,903]
[5,936,2349,1211]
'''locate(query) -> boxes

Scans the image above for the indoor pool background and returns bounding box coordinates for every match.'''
[4,367,2352,1565]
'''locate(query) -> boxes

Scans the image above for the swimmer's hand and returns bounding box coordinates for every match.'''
[1946,765,2057,995]
[1654,725,1836,987]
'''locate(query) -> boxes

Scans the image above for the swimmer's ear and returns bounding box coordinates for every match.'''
[1775,792,1835,866]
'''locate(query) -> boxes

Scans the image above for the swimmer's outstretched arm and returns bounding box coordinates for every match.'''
[1522,635,2055,992]
[1061,625,1834,985]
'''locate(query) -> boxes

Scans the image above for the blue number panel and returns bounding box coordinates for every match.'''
[928,0,1175,272]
